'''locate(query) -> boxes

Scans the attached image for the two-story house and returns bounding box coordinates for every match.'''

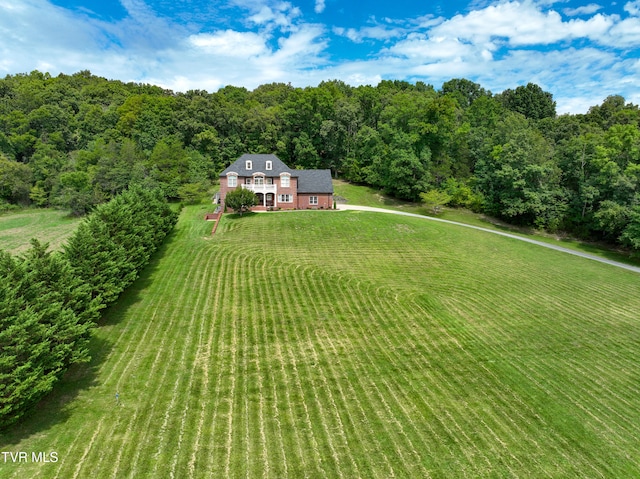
[219,154,334,211]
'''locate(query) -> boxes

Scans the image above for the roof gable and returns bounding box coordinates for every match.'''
[220,154,294,177]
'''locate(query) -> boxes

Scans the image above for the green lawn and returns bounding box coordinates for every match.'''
[334,179,640,267]
[0,208,81,254]
[2,204,640,478]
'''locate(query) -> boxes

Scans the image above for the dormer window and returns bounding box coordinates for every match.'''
[266,161,272,170]
[246,160,252,170]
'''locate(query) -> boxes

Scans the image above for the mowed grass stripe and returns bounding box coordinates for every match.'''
[253,267,290,478]
[301,275,388,479]
[352,284,495,476]
[102,241,211,477]
[3,207,640,478]
[123,249,207,478]
[295,267,360,478]
[413,299,621,476]
[301,274,414,478]
[186,249,229,476]
[196,251,236,477]
[252,262,273,479]
[262,275,311,477]
[434,280,640,474]
[270,269,329,478]
[166,250,219,479]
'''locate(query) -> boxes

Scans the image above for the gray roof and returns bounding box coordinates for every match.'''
[296,169,334,194]
[220,154,294,177]
[221,154,333,194]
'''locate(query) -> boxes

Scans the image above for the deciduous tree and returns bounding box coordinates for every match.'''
[224,187,258,216]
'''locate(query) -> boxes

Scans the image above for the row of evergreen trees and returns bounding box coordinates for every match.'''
[0,187,178,428]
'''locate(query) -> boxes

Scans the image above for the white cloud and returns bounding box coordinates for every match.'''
[563,4,603,16]
[247,2,301,30]
[605,17,640,46]
[189,31,268,57]
[315,0,325,14]
[429,1,616,46]
[625,0,640,15]
[385,34,477,61]
[333,25,402,43]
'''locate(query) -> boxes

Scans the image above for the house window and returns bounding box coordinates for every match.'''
[227,175,237,187]
[309,196,318,205]
[266,161,272,170]
[254,176,264,186]
[245,178,252,185]
[278,194,293,203]
[281,175,290,187]
[246,160,252,170]
[266,177,273,185]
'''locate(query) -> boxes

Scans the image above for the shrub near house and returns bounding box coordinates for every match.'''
[219,154,333,211]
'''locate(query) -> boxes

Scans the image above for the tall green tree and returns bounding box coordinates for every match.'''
[0,155,33,204]
[475,114,566,229]
[499,83,556,121]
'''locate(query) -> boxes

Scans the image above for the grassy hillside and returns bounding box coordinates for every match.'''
[334,179,640,267]
[0,209,81,254]
[1,205,640,478]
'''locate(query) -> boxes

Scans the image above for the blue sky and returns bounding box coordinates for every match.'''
[1,0,639,114]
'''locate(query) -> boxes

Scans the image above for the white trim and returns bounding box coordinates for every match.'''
[227,173,237,187]
[280,173,290,187]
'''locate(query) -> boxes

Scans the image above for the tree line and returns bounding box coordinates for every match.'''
[0,187,177,428]
[1,70,639,251]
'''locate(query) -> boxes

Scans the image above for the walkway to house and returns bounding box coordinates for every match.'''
[336,204,640,275]
[206,207,223,235]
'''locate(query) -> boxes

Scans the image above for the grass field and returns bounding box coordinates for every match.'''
[2,203,640,478]
[333,179,640,268]
[0,208,81,254]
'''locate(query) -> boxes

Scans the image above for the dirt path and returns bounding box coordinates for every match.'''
[336,204,640,275]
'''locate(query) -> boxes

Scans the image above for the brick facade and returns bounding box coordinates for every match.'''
[219,154,333,212]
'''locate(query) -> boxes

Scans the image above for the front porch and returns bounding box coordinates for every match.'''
[241,184,277,209]
[254,192,276,209]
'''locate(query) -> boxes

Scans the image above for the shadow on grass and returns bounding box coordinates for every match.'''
[0,229,177,446]
[222,211,259,222]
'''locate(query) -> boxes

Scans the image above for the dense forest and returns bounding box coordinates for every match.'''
[1,70,639,251]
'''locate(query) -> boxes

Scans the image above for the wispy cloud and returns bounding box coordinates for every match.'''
[333,24,403,43]
[563,4,602,16]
